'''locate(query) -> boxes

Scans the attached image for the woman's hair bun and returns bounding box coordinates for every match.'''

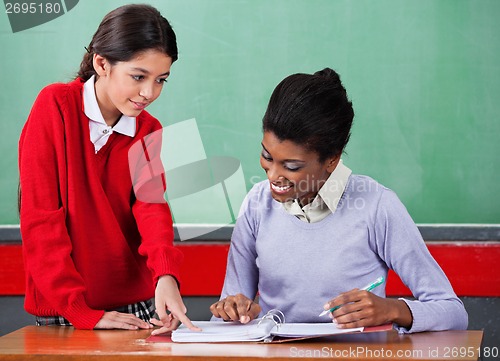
[314,67,341,82]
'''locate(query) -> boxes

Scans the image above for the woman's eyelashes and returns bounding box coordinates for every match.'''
[261,151,272,162]
[261,151,302,172]
[283,164,301,172]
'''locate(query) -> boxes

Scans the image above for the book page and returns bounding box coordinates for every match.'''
[171,319,276,343]
[272,323,363,338]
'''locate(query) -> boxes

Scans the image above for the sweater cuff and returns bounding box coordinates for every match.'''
[62,297,104,329]
[394,298,424,334]
[152,250,183,286]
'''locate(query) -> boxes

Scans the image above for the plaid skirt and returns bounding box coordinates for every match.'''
[35,298,155,326]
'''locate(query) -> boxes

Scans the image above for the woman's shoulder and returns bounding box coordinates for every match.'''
[347,174,389,193]
[234,180,281,229]
[344,174,399,205]
[345,173,406,212]
[247,179,271,199]
[237,180,272,215]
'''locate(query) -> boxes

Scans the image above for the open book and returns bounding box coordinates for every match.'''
[171,309,368,343]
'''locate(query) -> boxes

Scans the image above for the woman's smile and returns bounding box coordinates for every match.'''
[270,182,293,195]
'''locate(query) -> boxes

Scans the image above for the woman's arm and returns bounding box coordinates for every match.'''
[210,187,261,321]
[323,188,468,332]
[374,189,468,333]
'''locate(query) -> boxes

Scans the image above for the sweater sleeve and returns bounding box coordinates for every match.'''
[130,127,183,284]
[19,85,104,329]
[374,189,468,333]
[218,185,260,303]
[133,200,183,284]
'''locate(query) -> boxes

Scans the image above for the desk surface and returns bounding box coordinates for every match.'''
[0,326,483,361]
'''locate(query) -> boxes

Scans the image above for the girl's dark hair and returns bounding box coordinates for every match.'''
[77,4,178,80]
[262,68,354,162]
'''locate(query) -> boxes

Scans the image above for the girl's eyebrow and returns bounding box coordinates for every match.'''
[261,143,306,164]
[130,67,170,77]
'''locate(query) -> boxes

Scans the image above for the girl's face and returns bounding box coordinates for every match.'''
[260,131,338,206]
[94,49,172,125]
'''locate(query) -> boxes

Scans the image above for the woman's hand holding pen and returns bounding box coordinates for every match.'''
[324,289,413,329]
[210,293,261,324]
[150,275,201,335]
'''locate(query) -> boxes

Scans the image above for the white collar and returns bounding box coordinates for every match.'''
[283,159,352,220]
[317,159,352,213]
[83,75,135,137]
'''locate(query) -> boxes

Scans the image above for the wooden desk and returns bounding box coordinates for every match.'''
[0,326,483,361]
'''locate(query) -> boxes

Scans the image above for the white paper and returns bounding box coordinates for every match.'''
[273,323,363,338]
[171,319,364,343]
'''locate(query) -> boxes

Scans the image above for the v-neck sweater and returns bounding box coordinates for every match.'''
[218,178,468,333]
[19,79,183,329]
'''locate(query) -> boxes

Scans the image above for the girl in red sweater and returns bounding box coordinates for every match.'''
[18,4,199,333]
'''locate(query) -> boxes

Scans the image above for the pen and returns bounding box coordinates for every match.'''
[319,276,385,317]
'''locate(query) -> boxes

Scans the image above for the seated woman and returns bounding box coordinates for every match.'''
[210,68,468,333]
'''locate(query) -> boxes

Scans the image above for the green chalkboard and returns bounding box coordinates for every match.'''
[1,0,499,226]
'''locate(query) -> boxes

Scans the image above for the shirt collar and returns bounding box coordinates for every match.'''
[282,159,352,219]
[317,159,352,213]
[83,75,136,137]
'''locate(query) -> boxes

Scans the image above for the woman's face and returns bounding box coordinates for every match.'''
[94,49,172,125]
[260,131,338,205]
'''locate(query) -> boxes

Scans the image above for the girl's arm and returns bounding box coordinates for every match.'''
[19,85,104,329]
[129,126,195,331]
[130,126,184,284]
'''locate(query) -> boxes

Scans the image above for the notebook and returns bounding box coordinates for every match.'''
[170,309,375,343]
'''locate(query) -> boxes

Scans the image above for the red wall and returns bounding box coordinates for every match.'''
[1,242,499,297]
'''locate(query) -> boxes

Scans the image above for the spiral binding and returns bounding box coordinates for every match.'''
[257,309,285,330]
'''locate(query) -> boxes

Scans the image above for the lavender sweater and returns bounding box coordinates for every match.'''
[218,175,468,333]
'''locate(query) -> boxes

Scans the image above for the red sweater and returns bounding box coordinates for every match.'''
[18,79,183,329]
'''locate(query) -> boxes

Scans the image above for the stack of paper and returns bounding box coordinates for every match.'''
[171,319,364,343]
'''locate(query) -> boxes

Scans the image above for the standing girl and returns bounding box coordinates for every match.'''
[210,68,468,333]
[19,4,198,332]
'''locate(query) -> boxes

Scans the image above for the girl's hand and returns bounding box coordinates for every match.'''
[150,275,201,335]
[210,293,261,323]
[324,289,413,329]
[95,311,153,330]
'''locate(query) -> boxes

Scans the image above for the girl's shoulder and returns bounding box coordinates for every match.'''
[136,110,162,133]
[27,79,84,121]
[35,79,84,103]
[41,78,82,92]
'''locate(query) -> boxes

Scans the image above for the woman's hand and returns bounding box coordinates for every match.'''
[94,311,153,330]
[210,293,261,323]
[323,289,413,329]
[150,275,201,335]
